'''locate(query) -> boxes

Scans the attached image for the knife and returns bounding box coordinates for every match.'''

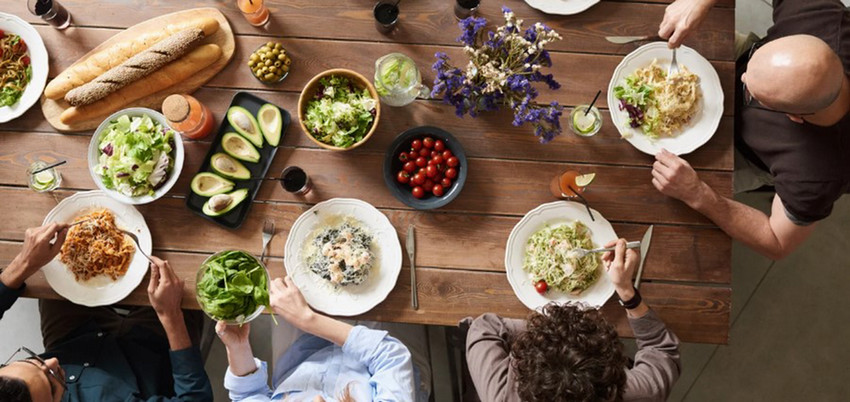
[407,225,418,310]
[605,35,663,45]
[634,225,653,289]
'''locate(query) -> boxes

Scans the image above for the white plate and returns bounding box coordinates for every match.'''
[524,0,600,15]
[0,12,49,123]
[505,201,618,310]
[41,191,152,307]
[88,108,184,205]
[284,198,402,316]
[607,42,724,156]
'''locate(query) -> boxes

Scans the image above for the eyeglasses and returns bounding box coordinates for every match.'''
[742,41,824,117]
[1,346,68,395]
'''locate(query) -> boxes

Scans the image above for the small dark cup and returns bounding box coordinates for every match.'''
[374,1,400,33]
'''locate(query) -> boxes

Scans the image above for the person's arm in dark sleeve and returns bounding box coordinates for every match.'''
[624,309,681,401]
[0,280,23,320]
[465,313,526,402]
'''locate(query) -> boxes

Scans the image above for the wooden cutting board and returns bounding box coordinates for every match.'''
[40,7,235,132]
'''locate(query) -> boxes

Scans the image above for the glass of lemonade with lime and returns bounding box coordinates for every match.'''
[570,105,602,137]
[374,53,429,107]
[27,161,62,192]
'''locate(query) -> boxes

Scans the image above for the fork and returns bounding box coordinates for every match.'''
[121,229,154,264]
[569,241,641,259]
[667,47,680,78]
[260,220,275,263]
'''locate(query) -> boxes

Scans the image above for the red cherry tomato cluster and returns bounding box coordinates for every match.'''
[396,136,460,199]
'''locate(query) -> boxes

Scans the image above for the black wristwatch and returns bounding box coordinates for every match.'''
[618,287,642,310]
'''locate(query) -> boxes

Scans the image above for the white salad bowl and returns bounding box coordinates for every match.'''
[88,108,185,205]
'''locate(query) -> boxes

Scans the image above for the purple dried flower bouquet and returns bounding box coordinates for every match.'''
[431,7,564,143]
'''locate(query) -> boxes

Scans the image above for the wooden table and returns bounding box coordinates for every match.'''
[0,0,733,344]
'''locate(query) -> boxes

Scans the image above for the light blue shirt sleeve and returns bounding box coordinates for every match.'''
[224,358,274,402]
[342,325,417,401]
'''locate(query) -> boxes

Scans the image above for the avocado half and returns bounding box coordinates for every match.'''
[210,153,251,180]
[202,188,249,217]
[227,106,263,148]
[258,103,282,147]
[222,133,261,163]
[191,172,235,197]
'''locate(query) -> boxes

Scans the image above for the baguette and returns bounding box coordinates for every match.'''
[65,28,206,106]
[59,44,222,125]
[45,17,219,100]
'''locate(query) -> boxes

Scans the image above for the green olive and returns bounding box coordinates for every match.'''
[269,66,278,73]
[255,69,264,78]
[284,58,292,66]
[274,43,282,50]
[266,41,274,47]
[277,54,287,61]
[273,60,282,68]
[282,65,290,73]
[264,73,276,81]
[263,59,271,66]
[251,54,260,62]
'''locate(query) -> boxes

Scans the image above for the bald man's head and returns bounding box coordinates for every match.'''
[745,34,844,114]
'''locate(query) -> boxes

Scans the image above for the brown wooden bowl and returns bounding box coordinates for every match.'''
[297,68,381,151]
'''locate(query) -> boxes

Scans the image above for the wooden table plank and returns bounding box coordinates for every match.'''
[0,188,731,284]
[0,135,732,225]
[32,26,737,114]
[6,0,735,61]
[0,87,735,171]
[0,242,731,344]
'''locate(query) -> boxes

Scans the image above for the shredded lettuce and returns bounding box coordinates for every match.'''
[614,74,662,139]
[96,114,175,197]
[304,75,377,148]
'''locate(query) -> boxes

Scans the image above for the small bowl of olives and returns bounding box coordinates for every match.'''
[248,41,292,85]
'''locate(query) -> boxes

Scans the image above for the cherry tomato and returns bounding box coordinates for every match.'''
[413,173,426,185]
[447,156,459,167]
[403,161,416,173]
[442,150,453,159]
[432,184,445,196]
[423,137,435,149]
[398,153,409,163]
[445,167,458,179]
[427,158,437,166]
[441,177,452,188]
[397,171,411,184]
[426,165,438,178]
[430,150,439,158]
[437,163,446,172]
[415,157,427,168]
[21,56,30,67]
[419,148,430,157]
[411,139,423,150]
[423,179,435,192]
[534,280,548,294]
[434,140,446,152]
[432,155,444,165]
[412,186,425,198]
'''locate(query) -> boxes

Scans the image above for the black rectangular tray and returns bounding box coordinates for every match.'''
[186,92,291,229]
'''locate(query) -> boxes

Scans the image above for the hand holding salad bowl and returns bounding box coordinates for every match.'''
[88,108,185,205]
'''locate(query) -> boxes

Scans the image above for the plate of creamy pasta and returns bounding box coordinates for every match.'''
[505,201,618,310]
[0,12,48,123]
[41,191,152,307]
[284,198,402,316]
[607,43,723,156]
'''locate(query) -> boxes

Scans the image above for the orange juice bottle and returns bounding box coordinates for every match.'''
[162,94,215,140]
[237,0,270,26]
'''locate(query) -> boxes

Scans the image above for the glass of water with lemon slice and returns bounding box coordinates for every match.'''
[569,105,602,137]
[27,161,61,193]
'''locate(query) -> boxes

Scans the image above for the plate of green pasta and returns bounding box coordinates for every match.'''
[505,201,618,310]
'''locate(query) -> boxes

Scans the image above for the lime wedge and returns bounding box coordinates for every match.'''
[572,110,597,133]
[575,173,596,187]
[34,171,55,186]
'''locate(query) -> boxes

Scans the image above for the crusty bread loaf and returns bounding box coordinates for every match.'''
[44,17,219,100]
[59,44,222,125]
[64,28,206,106]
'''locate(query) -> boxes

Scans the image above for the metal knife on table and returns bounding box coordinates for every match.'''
[407,225,418,310]
[605,35,663,45]
[634,225,654,289]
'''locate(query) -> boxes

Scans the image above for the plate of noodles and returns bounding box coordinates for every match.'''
[607,42,723,156]
[284,198,402,316]
[41,191,152,307]
[0,12,48,123]
[524,0,600,15]
[505,201,618,310]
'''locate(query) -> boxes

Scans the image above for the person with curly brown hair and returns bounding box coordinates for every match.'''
[464,239,681,401]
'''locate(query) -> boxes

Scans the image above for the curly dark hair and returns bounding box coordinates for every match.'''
[0,375,32,402]
[511,302,627,402]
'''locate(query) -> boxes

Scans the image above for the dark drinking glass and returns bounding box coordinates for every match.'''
[280,166,312,195]
[373,1,399,33]
[27,0,72,30]
[454,0,480,20]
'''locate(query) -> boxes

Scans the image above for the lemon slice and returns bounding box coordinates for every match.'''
[575,173,596,187]
[34,171,55,186]
[572,110,597,133]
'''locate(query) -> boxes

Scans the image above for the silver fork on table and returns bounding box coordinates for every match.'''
[570,241,641,259]
[121,230,154,264]
[260,220,275,264]
[667,47,680,78]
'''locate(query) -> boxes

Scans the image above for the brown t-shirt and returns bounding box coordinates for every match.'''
[736,0,850,224]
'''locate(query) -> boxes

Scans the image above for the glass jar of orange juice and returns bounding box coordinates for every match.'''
[550,170,595,199]
[237,0,270,26]
[162,94,215,140]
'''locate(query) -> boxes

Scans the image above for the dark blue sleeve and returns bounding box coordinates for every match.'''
[0,281,23,320]
[135,347,213,402]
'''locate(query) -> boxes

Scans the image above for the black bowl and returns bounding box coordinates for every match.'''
[383,126,468,210]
